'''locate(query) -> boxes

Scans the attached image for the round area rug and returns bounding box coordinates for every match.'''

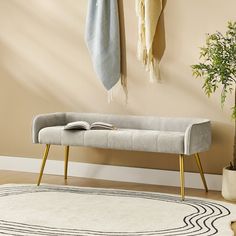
[0,185,235,236]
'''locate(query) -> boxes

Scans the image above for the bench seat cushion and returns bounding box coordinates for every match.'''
[39,126,185,154]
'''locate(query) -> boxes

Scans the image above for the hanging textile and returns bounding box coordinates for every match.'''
[85,0,121,91]
[136,0,162,81]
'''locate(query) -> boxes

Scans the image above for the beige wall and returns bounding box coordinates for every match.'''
[0,0,235,175]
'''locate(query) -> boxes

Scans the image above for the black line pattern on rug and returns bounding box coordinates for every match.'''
[0,185,231,236]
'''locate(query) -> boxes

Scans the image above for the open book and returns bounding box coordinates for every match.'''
[64,121,116,130]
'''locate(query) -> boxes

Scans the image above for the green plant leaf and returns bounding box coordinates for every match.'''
[192,21,236,119]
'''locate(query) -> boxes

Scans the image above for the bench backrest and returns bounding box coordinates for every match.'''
[65,112,207,132]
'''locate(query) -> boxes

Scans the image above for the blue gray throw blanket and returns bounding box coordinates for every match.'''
[85,0,121,91]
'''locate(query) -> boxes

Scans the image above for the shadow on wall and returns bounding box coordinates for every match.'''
[0,0,119,111]
[118,0,127,90]
[153,0,167,66]
[0,0,136,160]
[209,121,234,169]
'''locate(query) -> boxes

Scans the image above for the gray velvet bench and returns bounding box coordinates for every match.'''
[32,112,212,200]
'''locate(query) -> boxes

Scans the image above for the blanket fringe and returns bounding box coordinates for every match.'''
[121,73,128,104]
[107,76,128,104]
[107,89,113,103]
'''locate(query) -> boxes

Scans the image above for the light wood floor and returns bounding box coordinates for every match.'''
[0,170,235,235]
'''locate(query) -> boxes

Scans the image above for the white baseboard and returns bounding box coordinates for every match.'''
[0,156,222,191]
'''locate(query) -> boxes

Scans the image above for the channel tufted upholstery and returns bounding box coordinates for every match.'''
[38,127,185,154]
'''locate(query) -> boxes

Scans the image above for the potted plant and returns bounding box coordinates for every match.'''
[192,21,236,201]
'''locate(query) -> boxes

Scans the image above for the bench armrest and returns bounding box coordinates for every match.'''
[184,120,211,155]
[32,112,66,143]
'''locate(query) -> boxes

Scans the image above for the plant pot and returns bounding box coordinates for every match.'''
[222,166,236,201]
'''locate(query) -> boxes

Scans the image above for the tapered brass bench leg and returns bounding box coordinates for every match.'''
[64,146,70,180]
[37,144,50,186]
[179,154,185,201]
[195,153,208,192]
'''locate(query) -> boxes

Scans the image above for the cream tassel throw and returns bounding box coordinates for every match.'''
[136,0,162,81]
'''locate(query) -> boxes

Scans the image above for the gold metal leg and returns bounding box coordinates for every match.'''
[195,153,208,192]
[37,144,50,186]
[179,154,185,201]
[64,146,70,180]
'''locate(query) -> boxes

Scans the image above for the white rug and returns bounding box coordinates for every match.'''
[0,184,235,236]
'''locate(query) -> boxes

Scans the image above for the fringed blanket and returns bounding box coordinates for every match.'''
[136,0,162,81]
[85,0,121,91]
